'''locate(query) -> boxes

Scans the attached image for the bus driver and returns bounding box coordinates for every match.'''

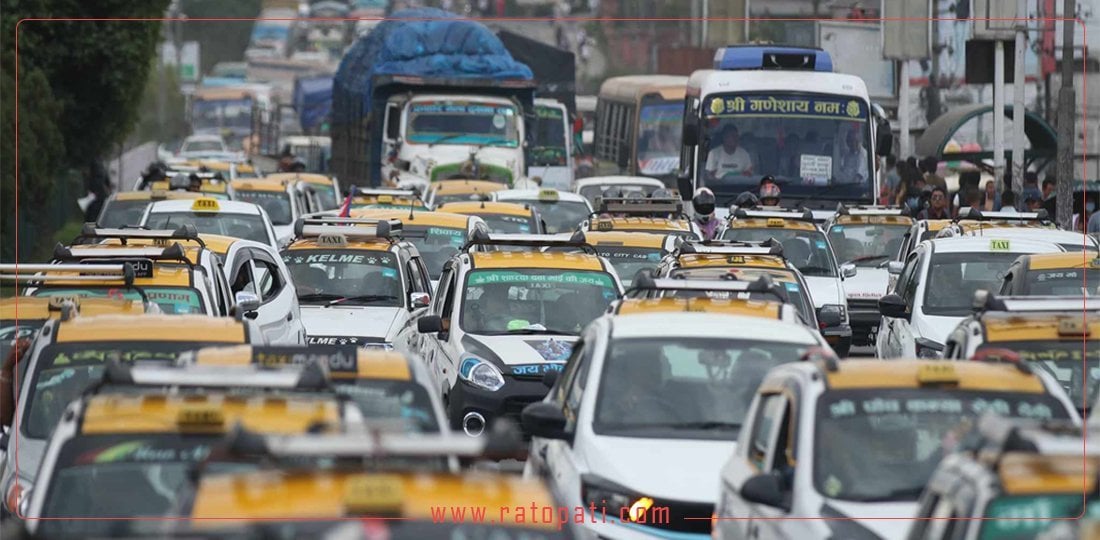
[705,124,754,182]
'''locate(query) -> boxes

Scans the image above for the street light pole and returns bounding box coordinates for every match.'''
[1010,0,1027,199]
[1055,0,1076,228]
[993,40,1005,189]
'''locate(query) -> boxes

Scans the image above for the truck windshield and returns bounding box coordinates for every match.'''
[191,99,252,131]
[637,99,682,177]
[531,105,568,166]
[697,92,873,203]
[406,100,519,147]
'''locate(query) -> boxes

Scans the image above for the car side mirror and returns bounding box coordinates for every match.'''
[817,305,843,327]
[840,263,857,279]
[521,401,570,441]
[542,368,560,389]
[740,473,790,512]
[878,293,909,320]
[417,315,444,334]
[0,431,8,451]
[233,291,260,320]
[876,129,894,157]
[409,292,430,309]
[886,261,905,275]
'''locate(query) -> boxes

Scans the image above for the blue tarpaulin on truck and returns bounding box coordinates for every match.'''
[332,8,534,122]
[294,76,333,131]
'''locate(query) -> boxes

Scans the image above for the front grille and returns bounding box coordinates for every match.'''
[626,499,714,534]
[847,297,880,312]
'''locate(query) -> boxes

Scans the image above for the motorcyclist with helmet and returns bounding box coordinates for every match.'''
[692,187,722,240]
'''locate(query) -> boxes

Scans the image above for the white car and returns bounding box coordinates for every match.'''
[876,236,1065,359]
[177,134,229,159]
[141,197,280,249]
[230,177,323,246]
[491,188,594,234]
[522,311,829,540]
[572,175,666,206]
[938,223,1100,251]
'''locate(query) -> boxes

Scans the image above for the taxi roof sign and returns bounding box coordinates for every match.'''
[150,181,170,191]
[191,198,221,212]
[596,196,683,217]
[344,474,405,516]
[538,189,560,202]
[1057,317,1091,337]
[626,273,788,303]
[177,404,226,430]
[916,363,959,386]
[316,233,348,247]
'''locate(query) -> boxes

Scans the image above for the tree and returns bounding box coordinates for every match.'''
[181,0,262,76]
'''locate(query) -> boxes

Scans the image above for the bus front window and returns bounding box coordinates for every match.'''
[696,93,873,202]
[637,100,682,177]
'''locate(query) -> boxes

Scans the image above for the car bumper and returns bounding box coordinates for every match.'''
[847,298,882,346]
[822,325,853,357]
[447,376,550,437]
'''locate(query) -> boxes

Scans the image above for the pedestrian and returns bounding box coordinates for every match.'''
[1023,171,1042,204]
[917,186,950,220]
[1087,198,1100,233]
[958,188,982,218]
[882,154,900,204]
[920,156,947,191]
[896,164,925,214]
[980,180,1000,211]
[999,191,1019,214]
[1025,192,1042,212]
[83,159,111,223]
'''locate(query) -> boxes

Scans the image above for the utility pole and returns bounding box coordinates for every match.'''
[993,39,1005,188]
[1055,0,1076,228]
[1010,0,1027,198]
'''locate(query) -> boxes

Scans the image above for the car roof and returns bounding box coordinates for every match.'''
[193,345,415,382]
[820,360,1046,393]
[350,208,472,229]
[429,179,507,195]
[728,218,819,232]
[574,176,665,187]
[609,312,819,341]
[580,231,670,249]
[926,236,1065,254]
[979,311,1100,343]
[264,172,334,185]
[0,296,145,321]
[111,190,203,202]
[470,251,604,271]
[54,314,247,343]
[830,214,915,226]
[962,227,1096,246]
[494,189,589,204]
[230,178,288,192]
[1024,251,1100,270]
[147,199,263,215]
[437,201,533,217]
[615,297,785,319]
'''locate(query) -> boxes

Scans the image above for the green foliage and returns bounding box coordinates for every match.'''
[181,0,262,76]
[132,62,190,146]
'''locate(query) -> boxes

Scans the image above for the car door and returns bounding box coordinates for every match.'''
[395,253,432,351]
[724,392,790,540]
[249,250,304,344]
[879,249,919,358]
[893,249,926,358]
[534,333,594,504]
[424,266,459,394]
[747,392,797,540]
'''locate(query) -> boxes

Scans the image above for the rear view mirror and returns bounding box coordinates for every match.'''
[740,473,790,511]
[409,292,430,309]
[876,129,894,157]
[840,263,857,279]
[887,261,905,275]
[417,315,444,334]
[521,401,570,441]
[878,293,909,320]
[233,291,260,320]
[817,305,843,327]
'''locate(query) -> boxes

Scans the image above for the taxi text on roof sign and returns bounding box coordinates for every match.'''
[191,198,220,212]
[990,239,1011,251]
[344,474,405,515]
[538,189,559,202]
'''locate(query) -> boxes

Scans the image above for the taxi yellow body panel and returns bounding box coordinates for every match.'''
[112,190,203,202]
[350,208,472,229]
[823,360,1045,393]
[471,251,604,271]
[580,231,668,249]
[438,201,534,217]
[997,453,1098,495]
[81,394,340,435]
[30,261,193,288]
[198,160,255,174]
[285,239,392,252]
[728,218,816,231]
[194,345,412,381]
[264,173,334,186]
[616,297,781,318]
[981,313,1100,343]
[0,296,144,321]
[190,469,555,527]
[95,239,206,266]
[56,315,246,343]
[677,254,787,269]
[430,179,507,196]
[832,215,915,226]
[195,234,241,256]
[230,178,288,193]
[592,216,691,233]
[1026,252,1100,271]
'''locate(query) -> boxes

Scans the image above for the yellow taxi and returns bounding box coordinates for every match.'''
[610,273,805,326]
[569,230,677,286]
[186,344,448,433]
[937,208,1096,251]
[999,251,1100,295]
[908,415,1099,540]
[264,172,342,210]
[945,292,1100,413]
[579,196,700,239]
[196,159,259,179]
[896,219,954,261]
[426,178,508,208]
[436,200,544,234]
[350,208,489,283]
[350,188,428,211]
[95,188,203,228]
[18,359,364,536]
[177,430,571,538]
[229,177,307,239]
[189,171,234,200]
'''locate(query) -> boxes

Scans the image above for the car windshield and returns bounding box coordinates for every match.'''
[518,200,590,234]
[32,287,205,315]
[37,433,251,537]
[460,269,618,335]
[397,225,467,280]
[828,223,911,267]
[406,100,520,148]
[144,212,270,245]
[979,493,1100,540]
[594,337,814,440]
[923,251,1034,316]
[814,388,1070,502]
[636,100,683,177]
[722,227,838,277]
[1023,267,1100,295]
[182,139,225,153]
[22,342,236,439]
[591,246,663,287]
[336,380,440,433]
[531,105,568,167]
[310,183,339,210]
[697,92,874,202]
[671,267,814,326]
[578,184,659,205]
[97,199,152,228]
[281,249,403,307]
[975,341,1100,408]
[234,190,292,225]
[191,99,252,132]
[433,192,497,206]
[476,213,535,234]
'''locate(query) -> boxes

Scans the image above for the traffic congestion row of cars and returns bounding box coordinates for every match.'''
[3,157,1100,539]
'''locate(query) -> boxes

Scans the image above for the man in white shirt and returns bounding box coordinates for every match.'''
[705,125,753,182]
[832,126,868,185]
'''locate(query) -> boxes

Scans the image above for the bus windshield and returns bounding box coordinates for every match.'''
[697,92,873,203]
[637,99,682,177]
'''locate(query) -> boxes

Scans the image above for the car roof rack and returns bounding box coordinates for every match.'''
[73,223,205,247]
[732,207,816,222]
[53,241,195,272]
[594,196,684,217]
[461,228,598,255]
[293,217,402,241]
[835,203,911,217]
[352,187,421,199]
[625,273,788,303]
[971,290,1100,315]
[86,359,332,395]
[956,207,1051,223]
[0,263,151,303]
[969,414,1093,464]
[674,238,785,257]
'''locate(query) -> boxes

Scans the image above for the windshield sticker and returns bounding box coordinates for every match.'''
[639,157,679,176]
[832,226,844,232]
[492,115,506,129]
[823,475,843,498]
[427,227,465,238]
[815,240,827,249]
[524,339,574,361]
[468,270,614,288]
[1034,271,1080,281]
[599,250,660,261]
[826,397,1057,420]
[381,268,398,279]
[518,224,531,232]
[799,155,832,184]
[511,363,565,376]
[76,440,212,465]
[51,348,181,367]
[410,103,514,116]
[706,95,868,121]
[35,288,203,315]
[784,282,799,291]
[307,336,368,346]
[536,107,564,119]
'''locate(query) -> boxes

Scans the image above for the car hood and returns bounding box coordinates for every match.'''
[300,305,403,341]
[526,165,573,191]
[804,276,844,307]
[822,500,918,539]
[272,224,294,245]
[914,313,963,345]
[843,268,890,300]
[462,333,578,365]
[583,435,735,504]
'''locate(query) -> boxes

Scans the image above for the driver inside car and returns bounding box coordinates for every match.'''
[600,344,678,424]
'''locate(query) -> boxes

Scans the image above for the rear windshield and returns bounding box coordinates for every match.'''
[97,199,152,228]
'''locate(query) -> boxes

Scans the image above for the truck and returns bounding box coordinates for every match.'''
[331,8,536,190]
[188,84,273,150]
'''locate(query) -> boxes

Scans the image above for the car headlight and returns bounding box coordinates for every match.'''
[915,337,945,359]
[5,476,30,516]
[459,355,505,392]
[582,475,654,523]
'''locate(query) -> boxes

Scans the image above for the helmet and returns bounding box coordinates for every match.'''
[651,188,675,199]
[759,183,782,204]
[734,191,759,209]
[692,187,716,218]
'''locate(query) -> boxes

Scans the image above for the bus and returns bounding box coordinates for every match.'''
[188,85,272,150]
[594,75,687,184]
[528,98,574,190]
[677,46,891,209]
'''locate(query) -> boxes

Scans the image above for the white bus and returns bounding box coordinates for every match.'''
[677,46,891,210]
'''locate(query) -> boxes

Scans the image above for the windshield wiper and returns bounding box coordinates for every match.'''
[847,255,889,265]
[798,266,836,276]
[427,133,473,148]
[297,293,345,303]
[327,295,400,306]
[850,486,926,502]
[480,327,575,336]
[639,421,741,430]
